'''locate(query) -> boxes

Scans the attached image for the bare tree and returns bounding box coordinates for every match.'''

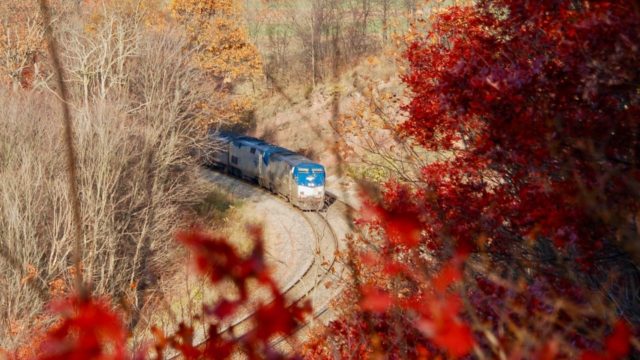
[0,4,215,346]
[58,6,142,106]
[264,24,292,87]
[380,0,390,44]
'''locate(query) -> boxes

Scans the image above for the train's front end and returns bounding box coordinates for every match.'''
[292,163,325,211]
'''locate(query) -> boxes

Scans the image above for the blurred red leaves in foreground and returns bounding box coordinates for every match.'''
[176,229,267,301]
[581,320,632,360]
[359,186,423,248]
[164,229,311,359]
[605,321,632,359]
[10,229,310,360]
[38,297,126,360]
[359,286,393,313]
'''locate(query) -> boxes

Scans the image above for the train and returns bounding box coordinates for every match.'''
[206,130,326,211]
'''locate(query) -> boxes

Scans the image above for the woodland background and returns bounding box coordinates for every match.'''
[0,0,638,359]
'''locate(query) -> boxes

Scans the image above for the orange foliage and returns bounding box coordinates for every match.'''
[20,264,37,285]
[171,0,262,129]
[170,0,261,82]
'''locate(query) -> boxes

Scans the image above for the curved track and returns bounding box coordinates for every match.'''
[178,168,351,357]
[271,208,349,352]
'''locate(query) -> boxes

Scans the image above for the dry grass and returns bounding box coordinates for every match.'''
[0,5,217,346]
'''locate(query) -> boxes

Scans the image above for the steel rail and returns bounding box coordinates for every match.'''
[168,169,346,358]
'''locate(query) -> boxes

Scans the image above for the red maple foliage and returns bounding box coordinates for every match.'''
[12,228,310,360]
[37,297,126,360]
[306,0,639,358]
[150,229,311,359]
[581,320,632,360]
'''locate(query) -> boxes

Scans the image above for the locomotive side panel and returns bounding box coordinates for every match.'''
[205,130,232,168]
[265,155,293,199]
[212,146,229,168]
[229,141,259,179]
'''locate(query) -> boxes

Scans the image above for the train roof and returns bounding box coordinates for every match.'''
[271,152,324,168]
[234,137,271,149]
[209,130,324,169]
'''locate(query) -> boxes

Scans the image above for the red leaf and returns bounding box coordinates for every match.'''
[359,192,423,248]
[384,217,422,247]
[433,260,463,293]
[172,323,199,359]
[207,300,238,320]
[383,260,408,276]
[581,351,607,360]
[360,286,393,313]
[432,320,474,358]
[38,296,126,360]
[580,319,632,360]
[253,298,293,340]
[535,340,559,360]
[605,319,631,359]
[150,326,167,348]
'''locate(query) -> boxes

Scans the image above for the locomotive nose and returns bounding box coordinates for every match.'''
[306,175,316,187]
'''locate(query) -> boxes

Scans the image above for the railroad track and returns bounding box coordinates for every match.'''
[271,208,348,352]
[170,169,350,358]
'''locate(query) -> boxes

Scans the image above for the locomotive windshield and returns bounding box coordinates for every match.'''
[293,164,325,188]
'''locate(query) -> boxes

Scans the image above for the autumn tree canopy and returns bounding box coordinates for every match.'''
[170,0,262,129]
[308,1,640,358]
[170,0,262,86]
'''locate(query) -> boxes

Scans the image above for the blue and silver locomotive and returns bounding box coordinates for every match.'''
[207,131,326,211]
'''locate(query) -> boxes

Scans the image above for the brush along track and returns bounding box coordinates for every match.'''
[176,169,349,357]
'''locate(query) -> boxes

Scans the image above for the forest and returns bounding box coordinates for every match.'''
[0,0,638,359]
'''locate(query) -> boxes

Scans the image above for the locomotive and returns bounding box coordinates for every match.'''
[207,131,326,211]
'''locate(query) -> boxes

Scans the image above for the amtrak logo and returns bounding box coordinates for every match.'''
[306,175,316,187]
